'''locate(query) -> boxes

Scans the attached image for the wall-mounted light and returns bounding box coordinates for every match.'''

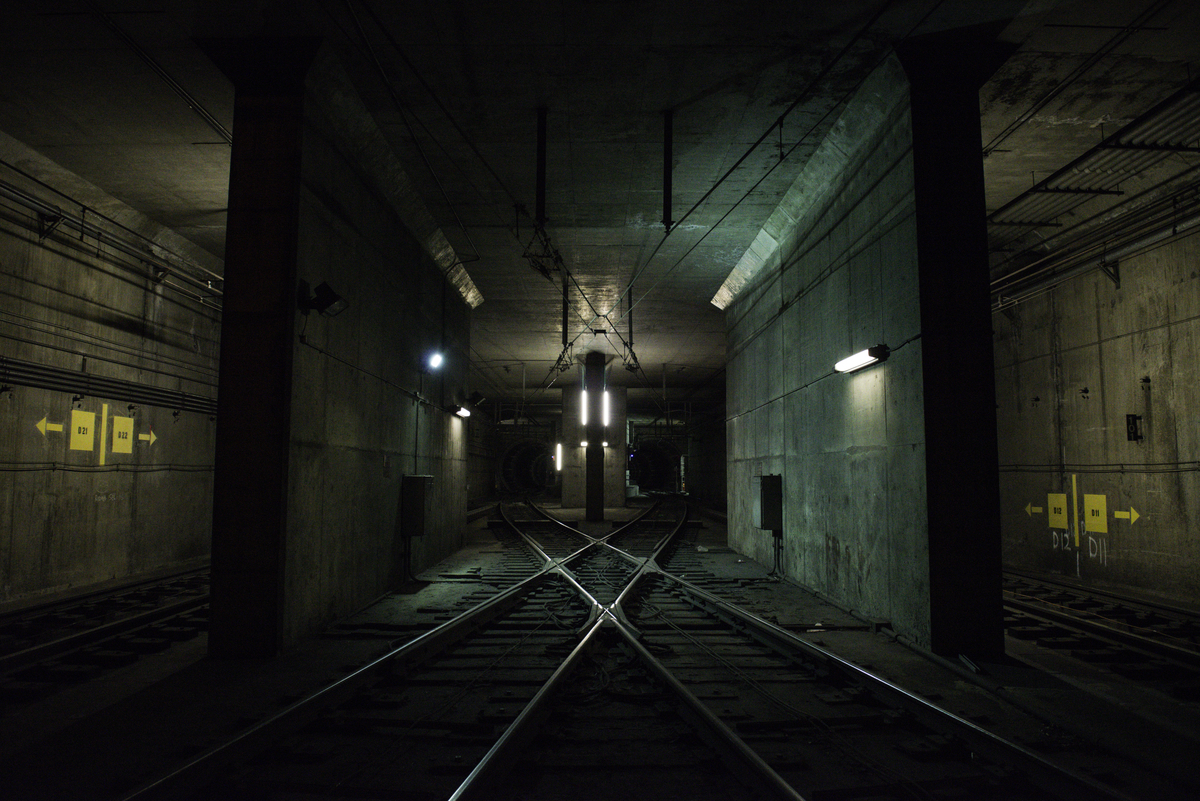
[453,405,470,418]
[304,281,349,316]
[602,441,609,448]
[426,352,444,371]
[581,389,588,426]
[834,345,890,374]
[581,440,588,448]
[555,443,562,470]
[602,390,610,427]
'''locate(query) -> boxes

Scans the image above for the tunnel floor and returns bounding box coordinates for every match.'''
[1,505,1197,799]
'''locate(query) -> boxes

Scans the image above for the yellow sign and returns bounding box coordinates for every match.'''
[112,416,134,454]
[1025,503,1044,516]
[35,416,65,436]
[1047,493,1068,530]
[70,409,96,451]
[1113,507,1140,524]
[139,429,157,446]
[1084,493,1108,534]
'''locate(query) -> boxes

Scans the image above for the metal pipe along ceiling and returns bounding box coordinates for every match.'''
[0,181,223,302]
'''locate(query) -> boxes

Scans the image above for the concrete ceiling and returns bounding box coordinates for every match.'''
[1,1,1198,417]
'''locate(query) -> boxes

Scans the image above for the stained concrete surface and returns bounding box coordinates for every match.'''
[1,507,1197,799]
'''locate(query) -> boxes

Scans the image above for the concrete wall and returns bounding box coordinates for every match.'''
[726,57,935,641]
[0,137,220,610]
[278,57,470,644]
[994,234,1200,607]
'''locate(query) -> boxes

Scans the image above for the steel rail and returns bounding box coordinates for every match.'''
[447,614,608,801]
[653,570,1134,801]
[455,499,802,801]
[528,498,661,543]
[0,593,208,674]
[0,565,209,623]
[612,614,807,801]
[1004,568,1200,620]
[121,565,562,801]
[1004,596,1200,670]
[498,502,592,566]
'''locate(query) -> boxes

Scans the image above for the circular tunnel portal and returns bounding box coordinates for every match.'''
[499,439,556,494]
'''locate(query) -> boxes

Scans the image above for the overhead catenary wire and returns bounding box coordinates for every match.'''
[330,0,639,373]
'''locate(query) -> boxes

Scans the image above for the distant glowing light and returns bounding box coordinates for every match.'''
[556,443,562,470]
[602,390,609,427]
[455,406,470,418]
[427,352,444,370]
[581,441,588,448]
[581,390,588,426]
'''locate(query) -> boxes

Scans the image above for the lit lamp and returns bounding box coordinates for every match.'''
[426,352,444,371]
[555,443,562,470]
[834,345,890,374]
[453,405,470,418]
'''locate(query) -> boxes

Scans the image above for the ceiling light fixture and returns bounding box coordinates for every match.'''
[834,345,890,374]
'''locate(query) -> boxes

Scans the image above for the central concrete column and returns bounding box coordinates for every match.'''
[897,35,1010,658]
[202,37,321,658]
[584,351,606,521]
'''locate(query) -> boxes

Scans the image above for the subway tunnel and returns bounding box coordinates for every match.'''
[1,2,1199,798]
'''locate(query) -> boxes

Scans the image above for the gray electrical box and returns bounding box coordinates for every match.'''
[753,474,783,531]
[401,475,434,539]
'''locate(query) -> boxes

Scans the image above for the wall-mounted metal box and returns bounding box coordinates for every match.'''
[753,474,782,531]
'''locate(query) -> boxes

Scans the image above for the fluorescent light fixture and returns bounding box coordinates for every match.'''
[602,441,609,448]
[427,352,444,370]
[454,405,470,418]
[581,390,588,426]
[834,345,890,374]
[556,443,562,470]
[581,440,588,448]
[602,390,609,427]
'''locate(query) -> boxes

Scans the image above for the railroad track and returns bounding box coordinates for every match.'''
[123,505,1139,800]
[1003,570,1200,700]
[0,568,209,705]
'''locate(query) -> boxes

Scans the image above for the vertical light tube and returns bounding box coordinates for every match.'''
[581,390,588,426]
[556,442,562,471]
[602,390,610,427]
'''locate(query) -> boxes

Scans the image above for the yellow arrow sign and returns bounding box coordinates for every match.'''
[35,416,65,436]
[1113,507,1140,524]
[138,430,157,446]
[1025,503,1044,516]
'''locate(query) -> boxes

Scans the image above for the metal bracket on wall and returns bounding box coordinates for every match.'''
[1099,259,1120,288]
[37,211,63,242]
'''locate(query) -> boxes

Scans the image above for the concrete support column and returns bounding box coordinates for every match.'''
[584,351,606,521]
[203,38,321,658]
[898,40,1007,658]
